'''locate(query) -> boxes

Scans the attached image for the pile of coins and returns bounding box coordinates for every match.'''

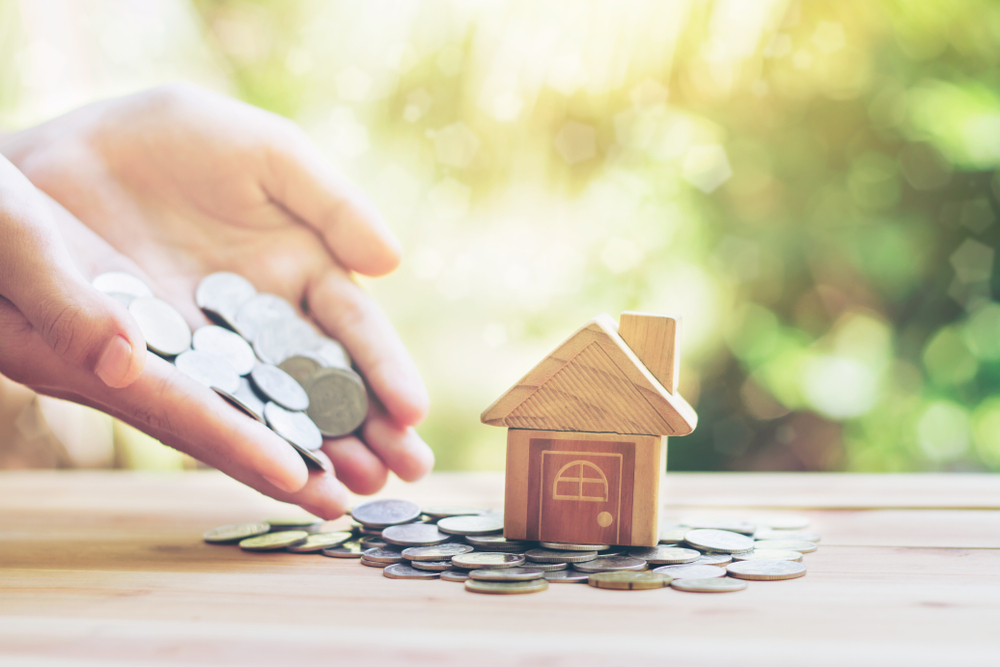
[204,500,819,595]
[92,271,369,469]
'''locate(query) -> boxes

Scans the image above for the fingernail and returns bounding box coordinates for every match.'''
[95,335,132,388]
[264,472,301,494]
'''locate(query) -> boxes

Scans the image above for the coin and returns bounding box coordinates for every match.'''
[359,527,384,536]
[671,578,748,593]
[213,377,266,422]
[543,569,588,583]
[278,354,324,390]
[422,506,484,520]
[384,563,441,579]
[727,560,807,581]
[360,558,389,568]
[192,325,256,376]
[239,530,308,551]
[313,337,351,368]
[518,561,568,572]
[359,536,387,550]
[572,556,647,573]
[236,293,297,343]
[381,523,450,547]
[289,441,328,471]
[588,571,670,590]
[451,552,525,569]
[129,297,191,357]
[684,529,755,553]
[402,544,474,561]
[749,514,810,531]
[659,526,691,543]
[351,500,421,528]
[306,367,368,437]
[203,522,270,544]
[694,553,733,567]
[464,535,528,551]
[469,567,545,582]
[681,518,756,535]
[752,539,818,554]
[732,549,803,562]
[437,515,504,536]
[362,547,404,564]
[266,517,320,530]
[264,402,323,451]
[321,541,364,558]
[93,271,153,299]
[540,541,610,552]
[754,529,821,543]
[410,560,453,571]
[175,350,241,394]
[250,364,309,411]
[287,532,354,553]
[440,569,470,582]
[651,564,727,579]
[524,548,598,564]
[196,272,257,331]
[254,318,320,366]
[627,546,701,565]
[464,579,548,595]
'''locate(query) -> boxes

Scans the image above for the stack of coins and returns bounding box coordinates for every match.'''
[204,502,820,596]
[92,271,370,470]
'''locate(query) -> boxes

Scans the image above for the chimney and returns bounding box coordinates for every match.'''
[617,312,680,394]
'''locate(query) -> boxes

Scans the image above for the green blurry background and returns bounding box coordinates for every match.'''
[2,0,999,474]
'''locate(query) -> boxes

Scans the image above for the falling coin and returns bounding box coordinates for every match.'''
[588,571,671,590]
[671,578,748,593]
[464,579,548,595]
[727,560,807,581]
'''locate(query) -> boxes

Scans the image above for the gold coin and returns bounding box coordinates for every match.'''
[671,578,748,593]
[239,530,309,551]
[464,579,549,595]
[286,531,353,553]
[732,549,802,562]
[203,522,270,544]
[266,517,321,531]
[727,560,807,581]
[588,571,671,590]
[752,539,818,554]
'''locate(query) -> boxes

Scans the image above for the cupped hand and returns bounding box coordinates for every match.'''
[1,84,434,512]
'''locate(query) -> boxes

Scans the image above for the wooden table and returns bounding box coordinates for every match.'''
[2,471,999,666]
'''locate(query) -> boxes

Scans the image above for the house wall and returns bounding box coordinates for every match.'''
[503,428,666,547]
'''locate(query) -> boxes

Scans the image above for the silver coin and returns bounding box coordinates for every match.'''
[306,368,368,438]
[359,536,387,550]
[684,529,755,554]
[129,297,191,357]
[464,535,528,551]
[383,563,440,579]
[313,337,351,368]
[175,350,240,394]
[681,518,756,535]
[596,547,627,557]
[437,515,504,536]
[279,354,325,391]
[651,564,727,579]
[659,526,691,544]
[422,506,484,520]
[192,325,256,376]
[572,556,647,573]
[748,514,810,531]
[754,529,821,543]
[524,548,598,564]
[360,557,389,568]
[381,523,450,547]
[402,543,474,561]
[254,318,320,366]
[464,579,548,595]
[751,539,818,554]
[321,541,364,558]
[517,561,567,572]
[694,553,733,567]
[250,363,309,411]
[469,567,545,582]
[543,569,589,583]
[627,546,701,565]
[351,499,421,528]
[440,569,470,582]
[214,377,266,422]
[288,440,328,471]
[196,272,257,330]
[236,293,297,343]
[727,560,807,580]
[362,547,404,564]
[540,541,610,552]
[451,552,525,569]
[264,402,323,451]
[408,560,451,571]
[359,527,384,537]
[92,271,153,298]
[671,577,748,593]
[732,549,803,562]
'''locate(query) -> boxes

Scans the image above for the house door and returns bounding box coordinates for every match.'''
[526,438,634,545]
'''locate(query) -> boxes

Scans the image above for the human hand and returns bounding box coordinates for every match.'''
[1,84,433,512]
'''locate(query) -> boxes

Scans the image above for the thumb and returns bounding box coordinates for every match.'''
[0,156,146,388]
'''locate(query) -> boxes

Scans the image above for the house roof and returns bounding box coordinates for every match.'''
[480,314,697,437]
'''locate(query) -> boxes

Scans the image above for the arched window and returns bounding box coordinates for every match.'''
[552,460,609,502]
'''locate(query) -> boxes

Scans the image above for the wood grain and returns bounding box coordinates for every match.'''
[1,471,999,667]
[617,312,680,394]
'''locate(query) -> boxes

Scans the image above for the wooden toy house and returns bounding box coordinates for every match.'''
[481,312,697,547]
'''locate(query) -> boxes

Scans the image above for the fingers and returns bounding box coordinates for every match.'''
[307,265,430,428]
[361,402,435,483]
[322,436,389,495]
[262,123,402,277]
[0,156,146,388]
